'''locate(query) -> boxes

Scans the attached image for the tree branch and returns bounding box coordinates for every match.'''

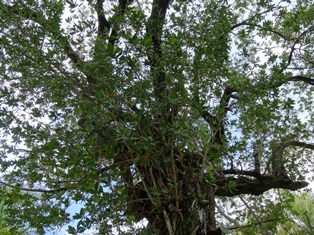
[232,21,313,68]
[222,169,261,178]
[289,75,314,85]
[282,140,314,149]
[216,140,314,196]
[95,0,111,38]
[228,218,283,230]
[196,86,238,147]
[215,176,308,197]
[145,0,169,100]
[0,181,68,193]
[231,22,289,40]
[106,0,134,48]
[287,26,314,65]
[270,140,314,178]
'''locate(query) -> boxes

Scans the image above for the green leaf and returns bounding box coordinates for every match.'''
[67,226,76,234]
[143,37,152,46]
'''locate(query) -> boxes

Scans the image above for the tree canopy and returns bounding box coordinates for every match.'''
[0,0,313,234]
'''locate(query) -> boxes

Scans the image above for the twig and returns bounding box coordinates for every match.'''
[163,209,174,235]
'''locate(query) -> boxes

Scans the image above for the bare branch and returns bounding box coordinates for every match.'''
[216,205,239,225]
[239,195,262,225]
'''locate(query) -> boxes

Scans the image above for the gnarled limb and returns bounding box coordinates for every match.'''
[270,140,314,179]
[215,176,308,197]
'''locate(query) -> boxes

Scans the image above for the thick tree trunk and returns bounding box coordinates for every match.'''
[125,155,221,235]
[145,181,220,235]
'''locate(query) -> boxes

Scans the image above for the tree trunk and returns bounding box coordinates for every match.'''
[126,155,221,235]
[148,181,220,235]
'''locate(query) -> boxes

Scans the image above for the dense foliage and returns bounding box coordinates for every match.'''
[0,0,313,234]
[0,187,32,235]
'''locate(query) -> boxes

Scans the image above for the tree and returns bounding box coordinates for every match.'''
[0,0,313,234]
[231,191,314,235]
[277,192,314,235]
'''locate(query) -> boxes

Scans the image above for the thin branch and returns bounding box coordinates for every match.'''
[163,209,174,235]
[216,205,239,225]
[231,22,289,40]
[0,181,68,193]
[228,218,283,230]
[239,195,262,225]
[286,67,308,70]
[231,4,277,32]
[56,35,95,84]
[287,26,314,65]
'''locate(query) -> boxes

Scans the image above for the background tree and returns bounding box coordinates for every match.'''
[0,0,313,234]
[225,191,314,235]
[277,192,314,235]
